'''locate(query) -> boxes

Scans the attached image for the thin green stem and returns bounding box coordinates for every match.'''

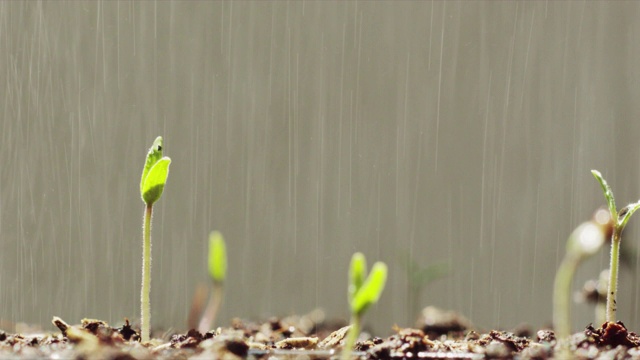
[141,204,153,342]
[198,282,224,333]
[553,254,580,339]
[606,229,621,322]
[409,284,419,324]
[341,316,361,360]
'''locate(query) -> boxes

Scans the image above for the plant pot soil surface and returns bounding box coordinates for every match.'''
[2,308,640,359]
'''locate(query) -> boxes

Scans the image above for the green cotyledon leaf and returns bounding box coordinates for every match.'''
[141,157,171,205]
[208,231,227,284]
[349,252,367,303]
[619,201,640,230]
[591,170,617,222]
[350,261,387,317]
[141,137,164,199]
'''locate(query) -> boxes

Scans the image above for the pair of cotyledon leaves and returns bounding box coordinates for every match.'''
[140,137,171,206]
[349,252,387,317]
[591,170,640,233]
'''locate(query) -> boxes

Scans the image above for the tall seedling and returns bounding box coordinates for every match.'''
[591,170,640,323]
[139,136,171,342]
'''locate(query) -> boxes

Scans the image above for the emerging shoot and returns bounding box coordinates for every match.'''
[140,136,171,342]
[552,208,612,339]
[198,231,227,333]
[403,253,449,321]
[342,252,387,360]
[591,170,640,323]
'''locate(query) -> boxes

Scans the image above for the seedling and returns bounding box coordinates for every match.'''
[552,208,611,339]
[198,231,227,333]
[342,252,388,360]
[591,170,640,323]
[401,252,449,320]
[139,136,171,342]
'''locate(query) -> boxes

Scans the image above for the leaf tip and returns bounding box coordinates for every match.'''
[153,136,163,150]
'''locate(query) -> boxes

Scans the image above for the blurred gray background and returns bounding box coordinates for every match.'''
[2,1,640,336]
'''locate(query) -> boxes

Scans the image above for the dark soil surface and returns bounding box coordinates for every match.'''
[2,308,640,359]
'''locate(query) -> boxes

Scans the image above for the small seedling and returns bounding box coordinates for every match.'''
[187,283,208,330]
[552,208,611,339]
[591,170,640,323]
[139,136,171,342]
[342,252,387,360]
[198,231,227,333]
[401,252,449,320]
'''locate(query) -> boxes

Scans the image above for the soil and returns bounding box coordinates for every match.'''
[2,308,640,359]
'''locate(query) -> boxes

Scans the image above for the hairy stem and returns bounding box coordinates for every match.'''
[341,315,361,360]
[606,229,621,322]
[141,204,153,342]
